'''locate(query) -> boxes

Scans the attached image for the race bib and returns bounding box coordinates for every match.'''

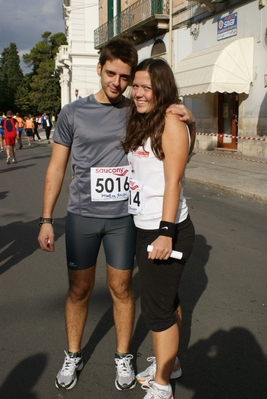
[91,166,130,201]
[128,178,144,214]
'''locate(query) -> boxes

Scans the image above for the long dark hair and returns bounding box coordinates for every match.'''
[121,58,179,160]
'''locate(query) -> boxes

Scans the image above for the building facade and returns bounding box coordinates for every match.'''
[94,0,267,158]
[55,0,100,107]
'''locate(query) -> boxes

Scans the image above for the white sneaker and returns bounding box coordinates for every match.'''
[12,158,17,163]
[55,351,83,390]
[6,156,11,164]
[136,356,181,384]
[142,381,173,399]
[114,354,136,390]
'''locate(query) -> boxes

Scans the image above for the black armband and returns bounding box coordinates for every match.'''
[159,221,176,238]
[39,217,53,227]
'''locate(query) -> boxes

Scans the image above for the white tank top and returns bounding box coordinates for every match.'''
[127,132,189,230]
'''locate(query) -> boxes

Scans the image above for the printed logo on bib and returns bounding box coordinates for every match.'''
[91,166,130,201]
[128,179,144,214]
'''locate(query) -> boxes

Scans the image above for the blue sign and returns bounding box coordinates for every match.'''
[217,13,237,41]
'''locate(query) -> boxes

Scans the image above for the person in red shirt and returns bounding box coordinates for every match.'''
[1,110,18,164]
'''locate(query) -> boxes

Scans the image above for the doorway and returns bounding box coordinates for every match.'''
[218,92,238,150]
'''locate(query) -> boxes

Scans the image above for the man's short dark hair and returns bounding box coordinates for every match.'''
[98,38,138,76]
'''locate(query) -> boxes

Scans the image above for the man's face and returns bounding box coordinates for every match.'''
[97,59,131,103]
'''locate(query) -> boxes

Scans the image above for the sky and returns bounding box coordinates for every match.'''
[0,0,65,73]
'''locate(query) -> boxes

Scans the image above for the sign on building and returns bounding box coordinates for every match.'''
[217,13,237,41]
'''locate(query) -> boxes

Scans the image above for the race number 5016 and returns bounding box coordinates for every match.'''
[91,166,130,201]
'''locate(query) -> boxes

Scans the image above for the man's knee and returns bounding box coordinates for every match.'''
[68,269,95,301]
[108,270,133,301]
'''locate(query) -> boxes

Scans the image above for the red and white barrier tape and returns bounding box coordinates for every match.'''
[196,132,267,142]
[194,150,267,164]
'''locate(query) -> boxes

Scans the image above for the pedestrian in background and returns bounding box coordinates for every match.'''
[15,112,24,149]
[24,116,34,146]
[33,116,41,141]
[1,110,18,164]
[0,111,5,152]
[43,114,52,143]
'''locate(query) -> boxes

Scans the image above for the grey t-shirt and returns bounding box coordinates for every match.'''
[53,94,130,218]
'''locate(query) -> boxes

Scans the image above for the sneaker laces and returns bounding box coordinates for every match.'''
[143,356,156,375]
[115,354,134,377]
[61,351,80,376]
[141,381,172,399]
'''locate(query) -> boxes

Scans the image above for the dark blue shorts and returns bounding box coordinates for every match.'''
[65,212,136,270]
[26,129,33,136]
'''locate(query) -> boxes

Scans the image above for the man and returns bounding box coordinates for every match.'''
[42,113,52,143]
[38,38,195,392]
[15,112,24,149]
[0,111,5,152]
[1,110,18,164]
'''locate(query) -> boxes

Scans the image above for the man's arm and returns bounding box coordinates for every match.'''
[38,142,70,252]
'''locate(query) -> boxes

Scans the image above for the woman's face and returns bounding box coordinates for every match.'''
[132,70,155,114]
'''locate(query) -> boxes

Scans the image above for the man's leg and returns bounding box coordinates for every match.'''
[107,265,135,353]
[65,267,96,352]
[18,130,23,148]
[107,265,136,390]
[5,144,11,163]
[0,134,4,150]
[12,144,16,160]
[55,266,96,390]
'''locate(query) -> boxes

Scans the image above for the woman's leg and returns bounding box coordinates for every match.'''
[152,323,179,385]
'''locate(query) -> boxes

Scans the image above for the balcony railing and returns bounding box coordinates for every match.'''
[56,45,69,62]
[94,0,169,49]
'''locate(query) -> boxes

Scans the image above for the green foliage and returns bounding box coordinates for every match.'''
[0,31,67,115]
[0,43,24,111]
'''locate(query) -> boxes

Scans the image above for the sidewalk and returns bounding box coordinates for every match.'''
[186,150,267,204]
[12,131,267,204]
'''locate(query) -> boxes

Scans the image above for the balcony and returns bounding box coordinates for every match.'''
[94,0,170,49]
[55,45,72,70]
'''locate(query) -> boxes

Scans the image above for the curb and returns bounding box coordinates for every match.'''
[187,177,267,204]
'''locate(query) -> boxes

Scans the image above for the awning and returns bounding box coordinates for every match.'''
[174,37,254,97]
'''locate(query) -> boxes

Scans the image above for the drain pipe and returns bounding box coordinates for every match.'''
[169,0,173,68]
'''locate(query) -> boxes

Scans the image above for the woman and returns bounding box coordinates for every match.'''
[122,58,195,399]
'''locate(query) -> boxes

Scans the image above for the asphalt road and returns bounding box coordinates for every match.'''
[0,136,266,399]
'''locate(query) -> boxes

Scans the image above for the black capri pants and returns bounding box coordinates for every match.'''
[136,214,195,332]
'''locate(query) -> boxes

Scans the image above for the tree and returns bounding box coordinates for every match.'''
[0,43,24,111]
[14,73,34,115]
[23,31,67,115]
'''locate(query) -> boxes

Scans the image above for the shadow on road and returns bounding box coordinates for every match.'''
[0,353,47,399]
[0,217,66,275]
[175,327,267,399]
[179,234,211,354]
